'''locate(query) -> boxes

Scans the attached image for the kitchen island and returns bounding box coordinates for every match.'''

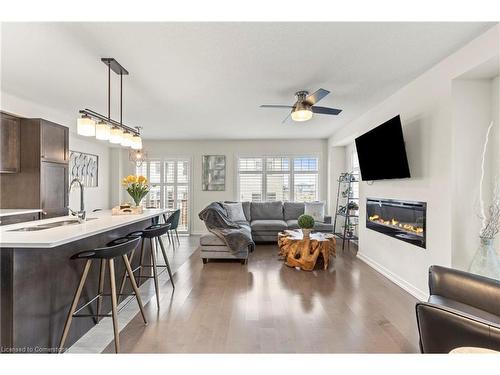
[0,209,167,353]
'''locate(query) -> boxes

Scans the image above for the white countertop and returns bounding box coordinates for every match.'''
[0,209,167,248]
[0,208,43,218]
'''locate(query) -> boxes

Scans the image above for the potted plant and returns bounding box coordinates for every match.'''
[122,175,150,207]
[298,214,315,238]
[347,201,359,215]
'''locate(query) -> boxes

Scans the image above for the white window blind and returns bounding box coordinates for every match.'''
[136,158,191,232]
[238,156,319,202]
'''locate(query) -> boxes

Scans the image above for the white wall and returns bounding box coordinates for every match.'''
[328,25,499,300]
[451,76,500,270]
[117,139,328,234]
[0,92,112,212]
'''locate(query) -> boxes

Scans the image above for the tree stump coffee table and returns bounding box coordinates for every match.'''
[278,230,336,271]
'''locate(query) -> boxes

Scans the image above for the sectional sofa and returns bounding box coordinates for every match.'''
[199,201,333,263]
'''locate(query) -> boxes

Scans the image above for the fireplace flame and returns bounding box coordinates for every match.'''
[368,215,424,236]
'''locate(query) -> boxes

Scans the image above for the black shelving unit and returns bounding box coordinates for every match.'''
[333,172,359,251]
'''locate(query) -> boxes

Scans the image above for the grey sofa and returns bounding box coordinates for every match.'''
[199,201,333,263]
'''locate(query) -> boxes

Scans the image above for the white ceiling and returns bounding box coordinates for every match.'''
[1,22,494,140]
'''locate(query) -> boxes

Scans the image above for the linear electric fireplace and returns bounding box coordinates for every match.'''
[366,198,426,248]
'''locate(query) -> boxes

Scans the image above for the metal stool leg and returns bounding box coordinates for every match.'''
[150,238,160,308]
[96,259,106,323]
[108,259,120,353]
[122,255,148,324]
[138,238,146,283]
[166,229,172,245]
[158,236,175,289]
[175,229,180,245]
[58,259,92,353]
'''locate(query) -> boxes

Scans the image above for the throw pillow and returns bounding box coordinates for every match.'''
[223,202,247,222]
[304,201,325,223]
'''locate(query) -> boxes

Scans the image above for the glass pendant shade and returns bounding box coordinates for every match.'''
[109,126,123,144]
[77,115,96,136]
[131,134,142,150]
[120,131,133,147]
[291,109,313,122]
[95,120,110,140]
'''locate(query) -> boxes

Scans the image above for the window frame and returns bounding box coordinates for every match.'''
[135,156,192,233]
[235,153,321,202]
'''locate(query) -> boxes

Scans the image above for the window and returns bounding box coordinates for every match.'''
[136,158,191,233]
[237,156,319,202]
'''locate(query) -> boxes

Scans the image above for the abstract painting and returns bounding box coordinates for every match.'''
[202,155,226,191]
[69,151,99,187]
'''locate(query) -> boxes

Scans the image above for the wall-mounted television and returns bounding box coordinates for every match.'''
[355,115,410,181]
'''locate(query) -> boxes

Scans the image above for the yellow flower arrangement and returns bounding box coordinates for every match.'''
[122,175,150,206]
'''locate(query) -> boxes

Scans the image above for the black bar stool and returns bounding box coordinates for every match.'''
[58,236,147,354]
[118,223,175,309]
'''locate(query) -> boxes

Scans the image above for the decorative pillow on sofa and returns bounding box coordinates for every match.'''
[223,202,247,222]
[304,201,325,223]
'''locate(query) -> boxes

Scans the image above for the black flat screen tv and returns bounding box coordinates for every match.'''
[355,115,410,181]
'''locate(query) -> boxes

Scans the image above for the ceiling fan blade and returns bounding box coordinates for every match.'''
[260,105,294,109]
[281,111,292,124]
[311,106,342,115]
[305,88,330,105]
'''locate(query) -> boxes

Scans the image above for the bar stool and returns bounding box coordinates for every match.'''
[118,223,175,309]
[58,236,147,354]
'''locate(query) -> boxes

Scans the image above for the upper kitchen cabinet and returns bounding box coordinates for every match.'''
[40,120,69,163]
[0,112,21,173]
[0,116,69,217]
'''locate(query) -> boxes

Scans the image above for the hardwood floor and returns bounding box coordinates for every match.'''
[103,239,420,353]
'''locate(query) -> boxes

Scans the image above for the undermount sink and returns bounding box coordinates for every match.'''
[8,217,98,232]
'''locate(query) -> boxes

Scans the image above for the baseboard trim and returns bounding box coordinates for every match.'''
[357,252,428,301]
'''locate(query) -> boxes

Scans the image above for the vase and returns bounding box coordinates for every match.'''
[301,228,311,238]
[469,237,500,280]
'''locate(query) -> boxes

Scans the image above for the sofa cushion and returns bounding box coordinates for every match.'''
[250,201,284,220]
[304,201,325,222]
[200,233,226,246]
[223,202,247,222]
[283,202,304,221]
[313,222,334,232]
[241,201,251,221]
[251,219,287,231]
[286,219,300,229]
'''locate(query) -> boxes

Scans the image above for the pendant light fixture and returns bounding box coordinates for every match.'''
[109,126,124,144]
[95,120,110,140]
[77,114,96,136]
[131,127,143,150]
[77,58,143,150]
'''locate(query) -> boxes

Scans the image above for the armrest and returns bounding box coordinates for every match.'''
[416,301,500,353]
[428,265,500,316]
[324,216,332,224]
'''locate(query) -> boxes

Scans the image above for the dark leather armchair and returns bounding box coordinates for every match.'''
[416,265,500,353]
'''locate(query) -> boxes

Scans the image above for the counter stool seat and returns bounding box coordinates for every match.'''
[58,236,147,354]
[118,223,175,309]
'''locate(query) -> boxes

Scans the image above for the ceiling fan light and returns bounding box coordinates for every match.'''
[95,120,110,140]
[291,109,313,122]
[109,126,123,144]
[77,114,96,136]
[131,134,142,150]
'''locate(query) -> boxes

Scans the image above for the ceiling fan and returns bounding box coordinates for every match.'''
[260,88,342,123]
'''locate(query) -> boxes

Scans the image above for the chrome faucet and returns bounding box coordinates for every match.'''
[68,178,86,223]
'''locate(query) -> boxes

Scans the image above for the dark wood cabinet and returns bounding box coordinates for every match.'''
[41,162,68,218]
[0,112,21,173]
[0,116,69,218]
[41,120,68,163]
